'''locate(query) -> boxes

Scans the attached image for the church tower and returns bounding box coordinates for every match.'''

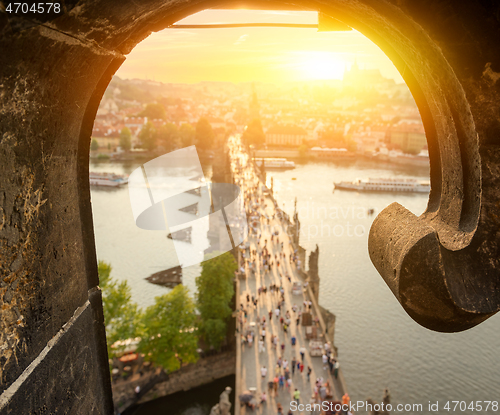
[249,83,260,121]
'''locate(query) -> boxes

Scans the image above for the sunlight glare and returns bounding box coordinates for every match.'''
[297,52,346,80]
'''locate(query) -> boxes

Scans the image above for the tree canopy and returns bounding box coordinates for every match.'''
[138,103,167,120]
[137,285,199,372]
[119,127,132,151]
[98,261,142,359]
[242,119,266,148]
[298,144,308,158]
[138,122,157,151]
[195,117,214,151]
[90,138,99,151]
[196,252,236,350]
[156,123,178,153]
[179,123,195,148]
[405,148,421,155]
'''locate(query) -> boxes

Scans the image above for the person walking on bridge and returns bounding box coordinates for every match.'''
[293,389,301,404]
[333,360,340,379]
[300,346,306,362]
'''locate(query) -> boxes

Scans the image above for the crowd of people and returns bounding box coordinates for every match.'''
[230,137,349,414]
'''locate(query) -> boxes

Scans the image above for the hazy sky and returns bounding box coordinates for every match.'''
[116,10,404,85]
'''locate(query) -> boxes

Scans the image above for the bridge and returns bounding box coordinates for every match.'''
[229,137,349,414]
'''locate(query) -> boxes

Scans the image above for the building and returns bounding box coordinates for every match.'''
[352,128,385,153]
[265,125,309,146]
[387,122,427,154]
[343,60,391,90]
[91,123,122,151]
[92,135,120,151]
[125,117,146,130]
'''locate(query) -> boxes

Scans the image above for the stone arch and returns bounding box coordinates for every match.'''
[1,0,500,413]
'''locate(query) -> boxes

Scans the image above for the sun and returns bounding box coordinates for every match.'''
[296,51,346,81]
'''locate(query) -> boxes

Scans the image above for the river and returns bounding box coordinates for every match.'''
[90,157,500,414]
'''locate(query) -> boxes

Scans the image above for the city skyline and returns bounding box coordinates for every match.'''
[116,10,405,85]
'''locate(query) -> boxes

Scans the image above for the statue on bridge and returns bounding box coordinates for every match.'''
[209,386,232,415]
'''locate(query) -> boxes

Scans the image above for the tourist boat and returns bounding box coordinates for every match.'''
[253,158,295,169]
[333,177,430,193]
[89,172,128,187]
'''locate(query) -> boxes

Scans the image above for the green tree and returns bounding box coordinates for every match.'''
[119,127,132,151]
[137,285,199,372]
[98,261,142,359]
[178,123,195,147]
[174,104,187,123]
[195,118,214,151]
[242,119,266,148]
[138,122,157,151]
[298,144,308,158]
[156,123,178,152]
[90,138,99,151]
[138,103,167,120]
[196,252,236,350]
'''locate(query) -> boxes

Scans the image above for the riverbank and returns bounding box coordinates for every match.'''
[253,149,429,169]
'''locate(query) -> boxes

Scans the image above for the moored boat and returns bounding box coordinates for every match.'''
[89,172,128,187]
[334,177,430,193]
[253,157,295,169]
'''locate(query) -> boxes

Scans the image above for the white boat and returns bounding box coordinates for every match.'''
[334,177,430,193]
[89,172,128,187]
[253,158,295,169]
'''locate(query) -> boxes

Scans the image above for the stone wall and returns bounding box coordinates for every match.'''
[137,351,236,404]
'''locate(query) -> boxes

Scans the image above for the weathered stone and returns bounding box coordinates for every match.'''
[9,255,22,273]
[0,300,113,415]
[3,291,13,305]
[307,245,320,302]
[136,351,236,405]
[0,0,499,413]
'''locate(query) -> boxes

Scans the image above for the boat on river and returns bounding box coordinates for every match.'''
[253,157,295,169]
[334,177,430,193]
[89,172,128,187]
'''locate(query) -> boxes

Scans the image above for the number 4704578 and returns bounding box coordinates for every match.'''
[5,3,62,13]
[443,401,499,411]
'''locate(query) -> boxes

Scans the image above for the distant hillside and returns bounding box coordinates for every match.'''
[103,76,233,103]
[103,76,160,103]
